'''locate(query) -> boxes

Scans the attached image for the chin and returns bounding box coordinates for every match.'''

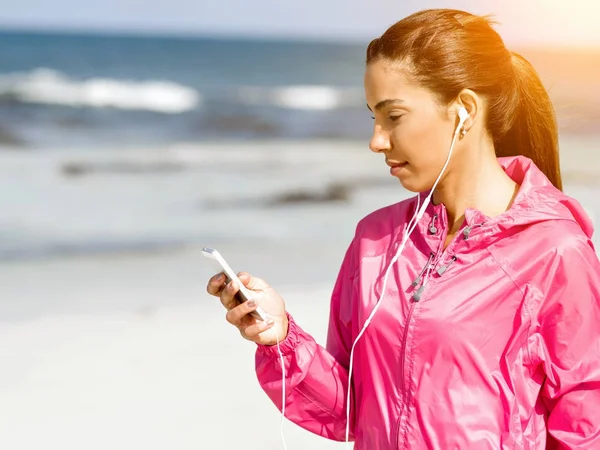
[397,176,429,193]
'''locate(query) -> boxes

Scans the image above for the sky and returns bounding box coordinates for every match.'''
[0,0,599,46]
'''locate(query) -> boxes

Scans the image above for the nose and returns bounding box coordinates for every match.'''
[369,123,391,154]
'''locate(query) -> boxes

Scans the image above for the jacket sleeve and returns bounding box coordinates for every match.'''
[254,239,356,442]
[534,235,600,449]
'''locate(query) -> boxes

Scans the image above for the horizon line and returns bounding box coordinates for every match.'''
[1,23,600,51]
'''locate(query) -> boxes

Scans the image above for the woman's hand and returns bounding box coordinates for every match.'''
[207,272,289,346]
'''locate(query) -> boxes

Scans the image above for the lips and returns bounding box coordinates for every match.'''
[386,160,407,168]
[387,160,408,177]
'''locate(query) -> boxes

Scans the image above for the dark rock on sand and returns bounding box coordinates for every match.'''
[61,161,187,177]
[267,182,350,205]
[202,182,353,210]
[0,126,26,148]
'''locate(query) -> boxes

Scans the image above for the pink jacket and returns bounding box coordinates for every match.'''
[255,156,600,449]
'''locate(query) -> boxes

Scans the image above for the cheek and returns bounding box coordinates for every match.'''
[392,117,448,166]
[390,118,454,191]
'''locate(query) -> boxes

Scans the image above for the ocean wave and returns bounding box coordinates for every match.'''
[237,85,363,111]
[0,68,201,114]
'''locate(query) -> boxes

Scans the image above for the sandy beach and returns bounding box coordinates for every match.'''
[0,247,346,450]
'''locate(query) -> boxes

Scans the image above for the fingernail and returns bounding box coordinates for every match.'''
[247,300,256,307]
[266,319,274,326]
[228,282,237,291]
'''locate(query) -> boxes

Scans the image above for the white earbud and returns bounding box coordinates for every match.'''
[457,106,469,135]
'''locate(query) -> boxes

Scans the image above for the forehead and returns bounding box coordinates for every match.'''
[364,60,412,92]
[364,59,434,106]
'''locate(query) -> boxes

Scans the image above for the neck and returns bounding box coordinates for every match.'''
[432,138,518,233]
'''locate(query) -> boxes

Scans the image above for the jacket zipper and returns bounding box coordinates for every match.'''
[399,302,416,395]
[395,285,422,448]
[396,249,443,447]
[396,217,459,448]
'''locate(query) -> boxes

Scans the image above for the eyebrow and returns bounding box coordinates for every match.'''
[367,99,405,111]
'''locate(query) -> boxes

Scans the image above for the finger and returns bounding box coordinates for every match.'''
[225,298,258,325]
[241,318,275,340]
[207,272,226,296]
[237,272,269,290]
[220,280,240,311]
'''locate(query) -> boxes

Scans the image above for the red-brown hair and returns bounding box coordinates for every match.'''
[366,9,562,190]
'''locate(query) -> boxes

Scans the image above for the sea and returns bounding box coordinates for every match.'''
[0,30,375,148]
[1,30,599,148]
[0,30,599,262]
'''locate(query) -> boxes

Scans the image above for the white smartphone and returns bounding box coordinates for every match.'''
[202,247,269,322]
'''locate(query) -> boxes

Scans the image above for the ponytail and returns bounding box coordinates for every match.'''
[494,52,562,191]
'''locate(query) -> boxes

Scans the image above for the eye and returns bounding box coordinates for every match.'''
[389,115,403,122]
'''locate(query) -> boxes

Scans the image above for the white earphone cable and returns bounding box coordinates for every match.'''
[271,327,288,450]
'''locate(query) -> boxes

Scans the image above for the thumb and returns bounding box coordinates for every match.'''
[237,272,269,290]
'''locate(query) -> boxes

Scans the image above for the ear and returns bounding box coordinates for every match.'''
[454,88,482,135]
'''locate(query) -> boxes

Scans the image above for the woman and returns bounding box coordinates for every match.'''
[206,9,600,449]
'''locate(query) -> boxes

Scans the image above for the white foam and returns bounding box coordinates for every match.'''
[238,85,362,111]
[0,68,201,114]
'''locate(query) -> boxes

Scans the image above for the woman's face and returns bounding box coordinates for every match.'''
[364,59,461,192]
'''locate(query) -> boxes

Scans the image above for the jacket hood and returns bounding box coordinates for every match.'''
[422,156,594,241]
